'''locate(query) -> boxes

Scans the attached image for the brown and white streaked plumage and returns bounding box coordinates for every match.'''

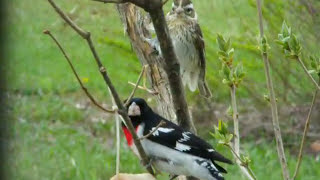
[166,0,212,98]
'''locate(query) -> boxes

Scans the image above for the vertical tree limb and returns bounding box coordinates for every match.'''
[230,85,256,180]
[110,89,121,177]
[256,0,290,179]
[292,78,319,180]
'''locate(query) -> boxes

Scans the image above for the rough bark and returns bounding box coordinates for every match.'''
[116,4,196,132]
[116,3,197,180]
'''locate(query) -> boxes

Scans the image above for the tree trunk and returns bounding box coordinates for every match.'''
[116,3,197,180]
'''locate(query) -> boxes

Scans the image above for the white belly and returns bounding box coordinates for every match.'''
[171,34,200,91]
[141,139,219,180]
[135,123,221,180]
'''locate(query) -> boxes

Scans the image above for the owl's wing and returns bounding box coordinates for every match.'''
[193,23,206,75]
[193,23,212,98]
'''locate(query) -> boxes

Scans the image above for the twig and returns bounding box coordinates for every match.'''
[230,81,255,180]
[124,65,146,107]
[92,0,124,4]
[47,0,154,175]
[109,89,121,177]
[296,56,320,90]
[292,78,319,180]
[256,1,290,179]
[225,144,257,180]
[43,30,114,113]
[128,82,158,95]
[138,121,166,140]
[230,84,240,155]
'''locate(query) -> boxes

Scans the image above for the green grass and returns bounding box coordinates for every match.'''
[7,0,320,179]
[9,95,320,180]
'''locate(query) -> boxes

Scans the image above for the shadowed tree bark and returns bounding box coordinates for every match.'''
[115,3,197,180]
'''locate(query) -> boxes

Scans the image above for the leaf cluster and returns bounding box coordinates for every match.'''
[210,120,253,167]
[309,56,320,77]
[217,34,245,87]
[276,21,302,59]
[210,120,233,145]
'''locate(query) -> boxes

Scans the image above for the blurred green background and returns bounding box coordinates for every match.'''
[6,0,320,179]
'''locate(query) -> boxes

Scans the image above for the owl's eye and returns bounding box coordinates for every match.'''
[186,8,193,14]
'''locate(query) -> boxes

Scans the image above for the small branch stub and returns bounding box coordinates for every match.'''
[100,66,107,73]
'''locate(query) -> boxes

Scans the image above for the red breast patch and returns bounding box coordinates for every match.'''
[122,126,139,147]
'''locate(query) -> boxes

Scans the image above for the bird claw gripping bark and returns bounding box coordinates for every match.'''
[141,157,154,169]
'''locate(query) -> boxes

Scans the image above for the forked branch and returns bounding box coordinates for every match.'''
[124,65,146,107]
[43,30,114,113]
[47,0,154,175]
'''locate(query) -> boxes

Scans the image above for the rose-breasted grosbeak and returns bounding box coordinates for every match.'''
[122,98,232,180]
[166,0,212,98]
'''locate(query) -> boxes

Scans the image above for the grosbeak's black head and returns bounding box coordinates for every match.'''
[126,98,152,118]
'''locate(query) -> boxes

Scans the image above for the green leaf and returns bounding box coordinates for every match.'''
[225,38,231,51]
[228,48,235,58]
[217,34,226,51]
[281,21,291,38]
[264,94,270,102]
[308,70,316,74]
[218,120,229,135]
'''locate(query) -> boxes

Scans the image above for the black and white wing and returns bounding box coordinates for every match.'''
[144,115,232,166]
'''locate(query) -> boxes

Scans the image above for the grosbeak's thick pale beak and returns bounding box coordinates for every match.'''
[128,102,141,116]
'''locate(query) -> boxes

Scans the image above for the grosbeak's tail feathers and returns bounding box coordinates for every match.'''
[210,151,233,165]
[123,98,232,180]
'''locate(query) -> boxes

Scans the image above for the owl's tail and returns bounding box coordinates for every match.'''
[198,80,212,99]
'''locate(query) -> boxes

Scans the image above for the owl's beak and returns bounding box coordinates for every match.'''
[175,7,184,16]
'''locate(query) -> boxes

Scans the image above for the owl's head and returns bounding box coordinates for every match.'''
[167,0,197,20]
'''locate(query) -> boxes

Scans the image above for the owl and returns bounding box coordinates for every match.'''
[166,0,212,98]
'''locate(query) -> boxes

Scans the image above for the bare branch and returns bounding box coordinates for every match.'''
[109,89,121,177]
[293,78,319,180]
[296,56,320,90]
[93,0,124,3]
[47,0,154,175]
[230,85,240,155]
[43,30,115,113]
[48,0,88,39]
[138,121,166,140]
[124,65,146,107]
[256,0,290,179]
[128,82,158,95]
